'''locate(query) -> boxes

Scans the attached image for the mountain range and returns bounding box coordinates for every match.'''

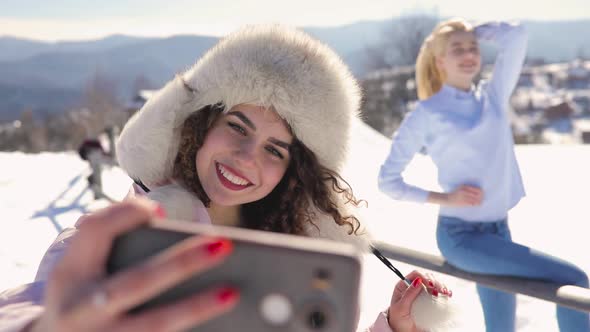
[1,18,589,122]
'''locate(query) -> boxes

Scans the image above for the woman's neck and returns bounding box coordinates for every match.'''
[207,203,241,227]
[444,78,472,92]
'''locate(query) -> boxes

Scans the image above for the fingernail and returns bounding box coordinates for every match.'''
[442,287,448,295]
[432,289,439,297]
[154,205,167,218]
[217,287,239,304]
[448,290,453,297]
[412,277,422,288]
[75,215,89,227]
[206,239,233,256]
[428,280,434,287]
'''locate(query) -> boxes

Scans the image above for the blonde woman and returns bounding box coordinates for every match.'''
[378,18,589,332]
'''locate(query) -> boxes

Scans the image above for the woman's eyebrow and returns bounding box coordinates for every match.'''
[450,41,477,48]
[227,111,256,130]
[227,111,291,150]
[269,138,291,151]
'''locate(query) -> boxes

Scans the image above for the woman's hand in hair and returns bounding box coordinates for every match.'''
[28,199,238,332]
[386,270,451,332]
[429,185,483,207]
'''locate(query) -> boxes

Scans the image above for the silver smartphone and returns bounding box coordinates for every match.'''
[107,220,362,332]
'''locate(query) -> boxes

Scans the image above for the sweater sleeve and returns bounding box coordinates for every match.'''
[476,21,528,106]
[361,310,395,332]
[0,228,77,332]
[0,283,45,332]
[378,106,430,203]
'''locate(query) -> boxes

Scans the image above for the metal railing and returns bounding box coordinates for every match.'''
[374,241,590,313]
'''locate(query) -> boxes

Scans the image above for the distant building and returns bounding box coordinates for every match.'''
[573,119,590,143]
[127,89,156,114]
[510,59,590,144]
[544,102,575,121]
[567,90,590,116]
[563,59,590,89]
[535,59,590,90]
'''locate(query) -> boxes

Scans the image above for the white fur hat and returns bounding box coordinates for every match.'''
[116,24,369,249]
[116,24,361,187]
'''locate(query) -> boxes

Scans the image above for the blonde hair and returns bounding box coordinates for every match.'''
[415,18,474,100]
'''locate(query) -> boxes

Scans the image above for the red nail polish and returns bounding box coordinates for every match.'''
[448,290,453,297]
[155,205,167,218]
[217,287,238,304]
[428,280,434,287]
[411,277,422,288]
[206,239,233,256]
[432,289,439,297]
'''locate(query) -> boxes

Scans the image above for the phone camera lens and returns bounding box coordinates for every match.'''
[259,293,293,326]
[307,308,328,330]
[315,269,331,281]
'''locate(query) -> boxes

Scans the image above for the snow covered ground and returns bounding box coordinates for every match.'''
[1,120,589,331]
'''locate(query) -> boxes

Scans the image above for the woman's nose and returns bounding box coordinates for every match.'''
[464,49,479,58]
[234,141,257,167]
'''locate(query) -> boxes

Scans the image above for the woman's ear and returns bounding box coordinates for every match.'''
[435,56,445,74]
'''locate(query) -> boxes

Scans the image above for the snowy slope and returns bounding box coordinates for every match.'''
[1,120,589,331]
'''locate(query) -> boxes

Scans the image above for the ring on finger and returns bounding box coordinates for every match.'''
[90,286,109,308]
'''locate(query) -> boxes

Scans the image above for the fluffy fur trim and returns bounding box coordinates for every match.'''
[145,182,210,224]
[412,288,457,331]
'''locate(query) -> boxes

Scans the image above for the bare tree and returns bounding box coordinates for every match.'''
[82,70,125,137]
[132,74,155,93]
[364,14,439,72]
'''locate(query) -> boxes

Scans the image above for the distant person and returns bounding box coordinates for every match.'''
[77,127,120,200]
[0,25,450,332]
[378,18,589,332]
[77,138,107,199]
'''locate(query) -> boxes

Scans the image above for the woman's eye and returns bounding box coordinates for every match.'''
[266,146,284,159]
[228,122,246,135]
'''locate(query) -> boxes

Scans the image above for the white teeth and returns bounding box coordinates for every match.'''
[218,164,249,186]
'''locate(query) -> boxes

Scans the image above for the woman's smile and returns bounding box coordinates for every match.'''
[215,162,253,191]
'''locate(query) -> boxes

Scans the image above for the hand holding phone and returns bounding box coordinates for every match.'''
[107,219,363,332]
[29,200,238,332]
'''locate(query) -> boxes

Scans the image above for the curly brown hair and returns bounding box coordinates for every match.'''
[173,104,364,236]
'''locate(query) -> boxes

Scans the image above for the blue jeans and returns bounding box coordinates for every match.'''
[437,215,590,332]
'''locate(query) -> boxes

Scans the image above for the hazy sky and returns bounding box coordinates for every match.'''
[1,0,589,41]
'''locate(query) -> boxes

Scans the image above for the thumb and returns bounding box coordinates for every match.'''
[399,278,424,312]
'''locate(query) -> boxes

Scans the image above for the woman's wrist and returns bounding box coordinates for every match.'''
[387,310,419,332]
[385,308,396,332]
[427,191,448,205]
[386,308,409,332]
